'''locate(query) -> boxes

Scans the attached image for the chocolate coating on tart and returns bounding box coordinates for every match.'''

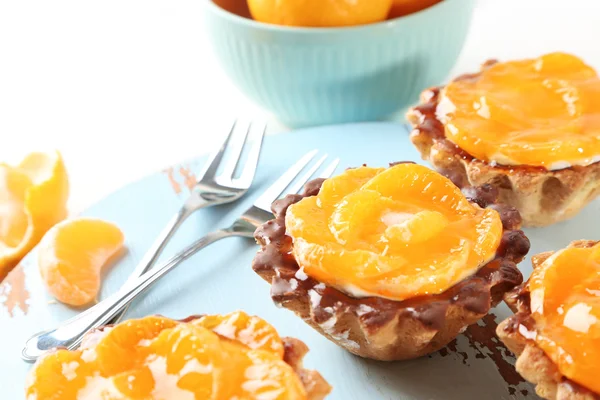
[252,173,529,361]
[497,241,600,400]
[407,61,600,227]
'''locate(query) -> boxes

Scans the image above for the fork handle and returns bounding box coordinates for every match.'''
[109,206,194,324]
[22,228,236,363]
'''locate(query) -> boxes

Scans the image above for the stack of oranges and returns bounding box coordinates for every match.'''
[215,0,442,28]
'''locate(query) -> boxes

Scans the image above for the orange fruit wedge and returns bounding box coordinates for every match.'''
[0,151,69,279]
[38,217,125,306]
[247,0,393,27]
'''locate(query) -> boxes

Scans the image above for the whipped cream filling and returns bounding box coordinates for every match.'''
[436,92,600,171]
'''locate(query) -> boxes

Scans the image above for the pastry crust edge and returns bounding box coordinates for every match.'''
[497,240,600,400]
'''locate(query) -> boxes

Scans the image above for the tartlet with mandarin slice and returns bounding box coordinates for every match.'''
[253,163,530,361]
[497,241,600,400]
[408,52,600,227]
[25,310,331,400]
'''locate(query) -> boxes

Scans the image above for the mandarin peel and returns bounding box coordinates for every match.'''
[0,151,69,280]
[25,311,320,400]
[285,164,503,301]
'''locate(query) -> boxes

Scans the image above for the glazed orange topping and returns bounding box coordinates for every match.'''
[25,311,307,399]
[529,244,600,394]
[286,164,502,301]
[438,52,600,170]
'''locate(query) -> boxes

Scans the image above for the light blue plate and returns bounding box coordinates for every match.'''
[4,122,597,399]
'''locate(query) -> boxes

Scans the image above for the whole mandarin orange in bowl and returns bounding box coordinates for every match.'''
[204,0,475,127]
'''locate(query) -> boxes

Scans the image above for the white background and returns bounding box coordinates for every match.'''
[1,0,599,212]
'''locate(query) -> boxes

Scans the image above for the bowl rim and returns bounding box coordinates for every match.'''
[204,0,461,34]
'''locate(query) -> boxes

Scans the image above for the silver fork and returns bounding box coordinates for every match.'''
[114,121,264,323]
[22,150,340,362]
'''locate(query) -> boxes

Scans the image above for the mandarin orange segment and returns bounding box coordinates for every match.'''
[529,244,600,394]
[329,190,394,245]
[247,0,393,28]
[384,210,449,244]
[0,151,69,279]
[439,52,600,169]
[194,311,284,358]
[239,349,307,399]
[147,324,222,399]
[317,166,384,209]
[286,164,503,301]
[94,316,177,376]
[360,164,474,215]
[38,217,125,306]
[26,312,311,400]
[25,350,91,400]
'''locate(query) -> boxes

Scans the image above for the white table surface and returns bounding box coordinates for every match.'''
[1,0,599,213]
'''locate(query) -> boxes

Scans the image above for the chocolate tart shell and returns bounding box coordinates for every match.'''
[407,61,600,227]
[252,174,529,361]
[497,240,600,400]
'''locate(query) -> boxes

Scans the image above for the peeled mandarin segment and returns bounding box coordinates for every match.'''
[293,238,402,283]
[316,166,384,209]
[329,190,394,245]
[38,217,125,306]
[367,241,471,299]
[194,311,285,358]
[25,350,90,400]
[247,0,393,27]
[528,244,600,394]
[0,151,68,279]
[239,349,307,399]
[148,324,221,399]
[286,196,336,245]
[383,210,449,244]
[441,52,600,168]
[112,367,155,399]
[94,316,177,376]
[361,164,474,215]
[288,164,503,301]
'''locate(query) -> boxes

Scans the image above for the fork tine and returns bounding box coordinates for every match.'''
[319,158,339,179]
[198,120,237,180]
[253,150,318,210]
[289,154,328,194]
[221,122,251,180]
[236,122,266,188]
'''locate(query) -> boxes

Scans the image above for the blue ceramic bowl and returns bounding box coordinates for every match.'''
[204,0,475,127]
